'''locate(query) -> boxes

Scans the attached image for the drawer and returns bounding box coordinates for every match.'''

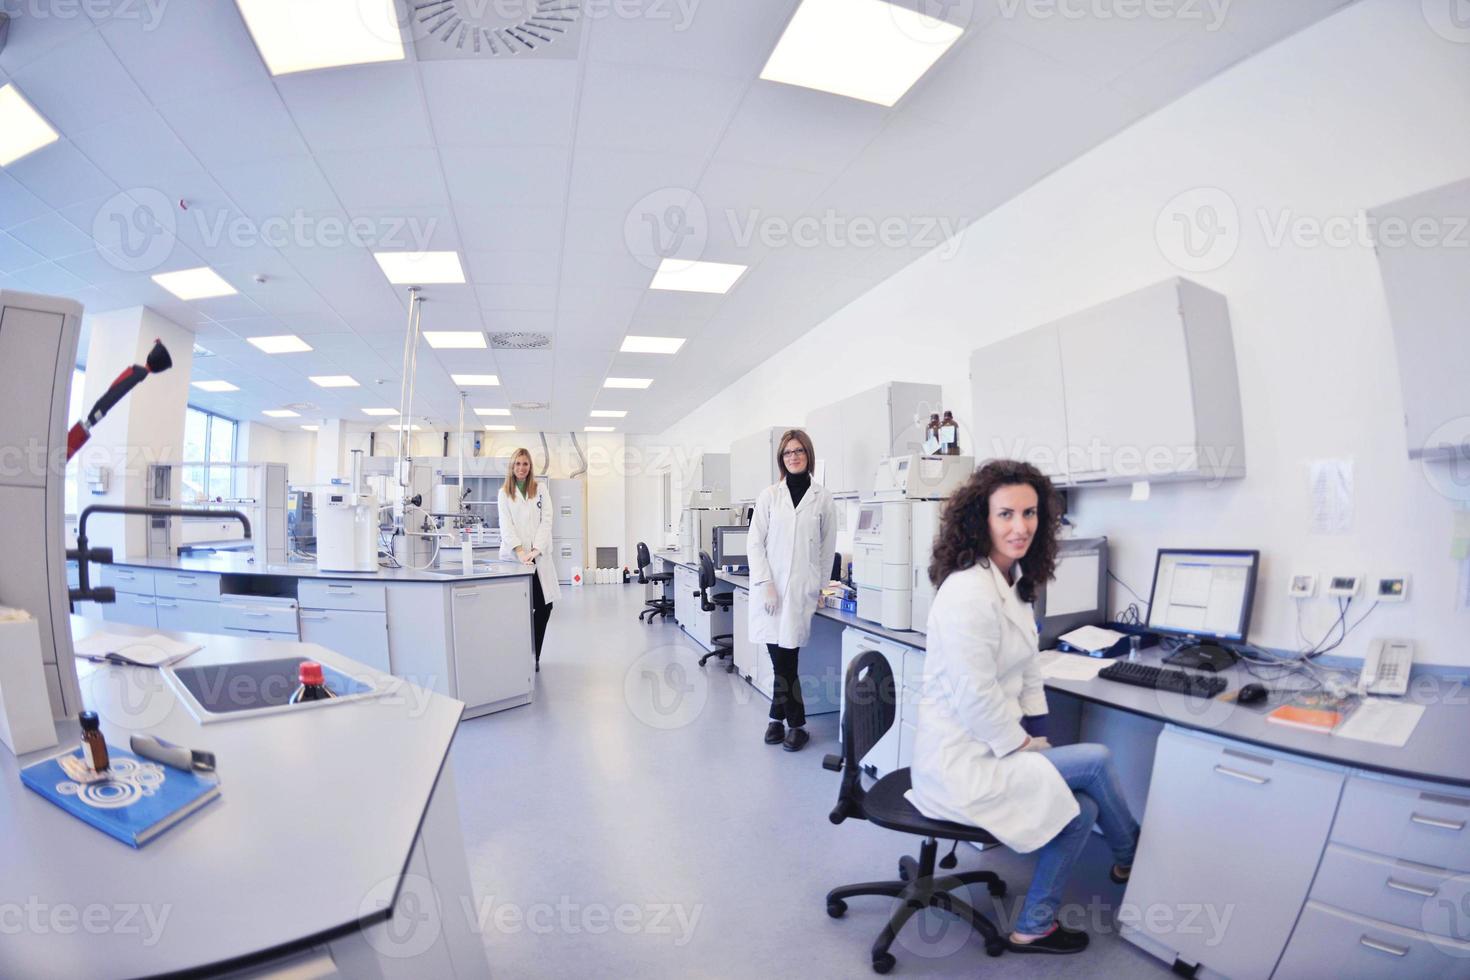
[154,596,223,636]
[299,579,387,613]
[102,591,157,629]
[902,647,926,693]
[100,565,154,595]
[220,597,299,636]
[299,608,390,674]
[154,571,221,601]
[1311,843,1470,940]
[1334,774,1470,872]
[222,626,300,644]
[1274,900,1470,978]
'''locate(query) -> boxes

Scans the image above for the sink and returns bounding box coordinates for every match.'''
[165,657,378,725]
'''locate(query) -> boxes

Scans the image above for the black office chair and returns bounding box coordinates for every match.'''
[824,651,1008,974]
[694,551,735,671]
[636,542,674,624]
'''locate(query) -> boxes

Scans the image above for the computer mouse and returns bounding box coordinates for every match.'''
[1237,683,1268,705]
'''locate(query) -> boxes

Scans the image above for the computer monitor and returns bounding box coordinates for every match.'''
[1037,537,1108,649]
[1146,549,1260,645]
[713,526,749,569]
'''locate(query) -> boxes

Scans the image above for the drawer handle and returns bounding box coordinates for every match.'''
[326,586,356,594]
[156,600,177,608]
[1410,813,1466,832]
[244,611,271,619]
[176,578,197,587]
[1386,878,1438,898]
[299,612,328,622]
[1358,935,1409,957]
[457,591,480,598]
[1213,765,1269,785]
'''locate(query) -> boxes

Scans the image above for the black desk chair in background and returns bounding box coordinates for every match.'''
[695,551,734,671]
[636,542,674,624]
[823,651,1009,974]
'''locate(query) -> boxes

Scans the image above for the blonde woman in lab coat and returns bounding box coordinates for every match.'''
[747,428,836,752]
[907,460,1140,955]
[497,447,560,671]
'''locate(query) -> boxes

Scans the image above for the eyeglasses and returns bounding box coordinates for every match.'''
[781,448,807,458]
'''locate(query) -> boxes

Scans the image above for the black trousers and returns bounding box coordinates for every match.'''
[532,575,553,663]
[766,644,806,728]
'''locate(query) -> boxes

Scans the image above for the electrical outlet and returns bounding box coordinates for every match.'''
[1374,575,1409,603]
[1325,574,1361,598]
[1288,573,1318,598]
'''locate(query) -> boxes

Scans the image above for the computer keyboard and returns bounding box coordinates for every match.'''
[1098,661,1228,699]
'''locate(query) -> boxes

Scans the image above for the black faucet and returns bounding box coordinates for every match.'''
[69,504,253,607]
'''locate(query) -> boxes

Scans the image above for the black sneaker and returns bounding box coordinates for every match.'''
[1007,924,1089,955]
[764,722,785,744]
[782,727,810,752]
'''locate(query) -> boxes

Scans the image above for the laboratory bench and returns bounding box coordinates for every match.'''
[0,618,487,979]
[81,553,538,720]
[659,552,1470,977]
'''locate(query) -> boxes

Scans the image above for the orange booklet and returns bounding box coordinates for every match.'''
[1266,694,1357,734]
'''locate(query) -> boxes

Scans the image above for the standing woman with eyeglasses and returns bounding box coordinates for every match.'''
[746,428,837,752]
[497,447,560,672]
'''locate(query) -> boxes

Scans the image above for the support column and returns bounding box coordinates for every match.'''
[315,419,348,484]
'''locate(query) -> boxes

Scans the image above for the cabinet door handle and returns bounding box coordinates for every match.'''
[244,611,270,619]
[156,600,177,608]
[176,578,197,587]
[1410,813,1466,832]
[457,591,480,599]
[1212,765,1269,785]
[299,612,328,622]
[327,586,356,594]
[1386,878,1437,898]
[1358,935,1409,957]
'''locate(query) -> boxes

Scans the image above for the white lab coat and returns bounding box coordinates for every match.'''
[497,483,562,603]
[905,561,1079,854]
[746,479,837,649]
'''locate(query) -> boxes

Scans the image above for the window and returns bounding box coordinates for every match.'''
[181,406,238,506]
[64,368,86,516]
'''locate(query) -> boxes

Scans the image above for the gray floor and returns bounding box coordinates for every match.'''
[451,585,1170,978]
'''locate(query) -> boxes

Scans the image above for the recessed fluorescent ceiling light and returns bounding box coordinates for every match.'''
[620,336,687,354]
[590,410,628,419]
[452,374,500,386]
[484,425,516,432]
[153,267,237,300]
[423,331,486,350]
[585,426,616,432]
[301,424,320,431]
[388,423,422,431]
[247,334,312,354]
[374,251,466,285]
[235,0,405,76]
[649,258,747,294]
[263,409,299,418]
[605,378,653,389]
[310,375,359,388]
[474,408,512,416]
[191,380,239,393]
[362,408,400,416]
[760,0,963,107]
[0,84,60,166]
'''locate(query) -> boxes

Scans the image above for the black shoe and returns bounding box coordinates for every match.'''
[782,727,810,752]
[1007,924,1089,955]
[764,722,785,744]
[1109,863,1131,884]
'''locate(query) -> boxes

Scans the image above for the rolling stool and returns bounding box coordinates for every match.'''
[636,542,674,624]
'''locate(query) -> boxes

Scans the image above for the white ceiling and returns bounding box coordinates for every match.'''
[0,0,1356,434]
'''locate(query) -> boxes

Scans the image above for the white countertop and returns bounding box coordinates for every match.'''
[0,618,465,978]
[105,551,535,582]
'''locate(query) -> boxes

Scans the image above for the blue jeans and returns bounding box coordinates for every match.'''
[1015,743,1140,935]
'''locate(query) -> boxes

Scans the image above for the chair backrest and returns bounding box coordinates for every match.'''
[697,551,717,612]
[829,650,899,824]
[636,542,652,583]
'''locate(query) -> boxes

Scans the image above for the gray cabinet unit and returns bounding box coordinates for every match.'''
[1370,178,1470,460]
[106,591,159,629]
[971,278,1246,487]
[154,597,222,635]
[299,580,390,674]
[548,478,587,583]
[804,382,944,497]
[731,428,797,504]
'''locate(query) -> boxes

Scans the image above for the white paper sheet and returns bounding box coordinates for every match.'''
[1310,458,1354,534]
[1039,651,1112,681]
[73,632,202,667]
[1334,698,1426,748]
[1130,481,1150,502]
[1058,625,1127,653]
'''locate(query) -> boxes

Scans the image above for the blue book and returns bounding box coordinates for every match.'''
[20,746,221,848]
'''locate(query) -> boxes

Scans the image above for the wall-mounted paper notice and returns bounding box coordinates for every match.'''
[1452,509,1470,561]
[1130,481,1150,502]
[1309,459,1353,534]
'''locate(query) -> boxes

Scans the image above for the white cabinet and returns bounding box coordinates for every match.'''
[732,588,759,683]
[299,608,391,674]
[451,581,533,711]
[840,629,906,777]
[806,382,943,497]
[154,597,221,635]
[1121,726,1344,978]
[971,278,1245,487]
[105,591,158,629]
[806,402,845,491]
[730,428,795,504]
[1370,178,1470,460]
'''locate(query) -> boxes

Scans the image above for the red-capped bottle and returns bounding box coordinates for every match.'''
[289,662,335,703]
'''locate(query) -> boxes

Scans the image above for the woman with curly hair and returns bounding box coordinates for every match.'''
[905,460,1140,955]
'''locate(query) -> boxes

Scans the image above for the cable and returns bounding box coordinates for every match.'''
[1313,600,1380,658]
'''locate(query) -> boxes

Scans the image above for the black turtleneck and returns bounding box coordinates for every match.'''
[786,470,811,508]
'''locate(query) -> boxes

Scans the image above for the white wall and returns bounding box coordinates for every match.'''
[647,0,1470,665]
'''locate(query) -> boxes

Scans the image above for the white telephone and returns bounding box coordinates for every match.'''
[1359,638,1413,697]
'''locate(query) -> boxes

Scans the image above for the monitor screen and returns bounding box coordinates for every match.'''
[1047,552,1101,619]
[1146,549,1260,643]
[714,527,749,567]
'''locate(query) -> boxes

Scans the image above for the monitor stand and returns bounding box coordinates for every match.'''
[1163,642,1239,673]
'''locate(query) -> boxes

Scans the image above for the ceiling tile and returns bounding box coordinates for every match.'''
[276,62,435,151]
[456,205,565,253]
[69,108,202,188]
[5,211,93,258]
[0,171,51,229]
[713,83,889,176]
[421,60,579,146]
[11,29,150,132]
[157,81,309,168]
[0,232,46,274]
[586,0,795,78]
[567,148,705,213]
[439,146,572,209]
[6,140,120,209]
[97,0,268,104]
[574,61,748,156]
[475,282,557,311]
[315,147,451,211]
[10,261,89,295]
[0,4,97,75]
[463,250,560,286]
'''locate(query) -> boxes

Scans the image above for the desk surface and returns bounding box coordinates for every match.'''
[0,618,462,978]
[108,552,534,582]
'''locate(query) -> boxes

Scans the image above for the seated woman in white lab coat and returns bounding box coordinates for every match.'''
[906,460,1140,955]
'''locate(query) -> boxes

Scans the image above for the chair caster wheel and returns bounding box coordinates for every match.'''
[725,663,735,673]
[826,900,847,919]
[897,862,911,882]
[988,881,1007,897]
[872,952,896,974]
[986,940,1006,957]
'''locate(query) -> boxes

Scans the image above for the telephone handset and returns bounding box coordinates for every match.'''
[1359,638,1413,697]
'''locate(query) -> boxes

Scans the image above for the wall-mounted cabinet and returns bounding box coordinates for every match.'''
[730,428,796,504]
[804,382,943,497]
[970,278,1245,488]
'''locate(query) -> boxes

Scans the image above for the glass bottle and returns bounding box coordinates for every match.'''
[79,710,109,772]
[940,411,961,456]
[289,662,336,703]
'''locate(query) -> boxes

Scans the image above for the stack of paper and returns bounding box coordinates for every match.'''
[73,633,202,668]
[1039,651,1112,682]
